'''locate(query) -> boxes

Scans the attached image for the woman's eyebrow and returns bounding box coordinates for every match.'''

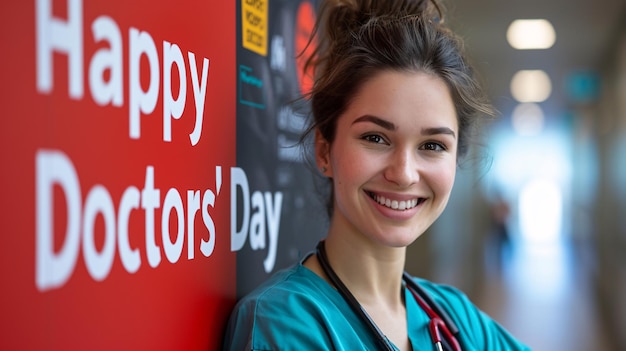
[353,115,456,139]
[352,115,396,130]
[421,127,456,139]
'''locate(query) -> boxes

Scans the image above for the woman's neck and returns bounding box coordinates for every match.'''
[322,227,407,306]
[304,229,412,350]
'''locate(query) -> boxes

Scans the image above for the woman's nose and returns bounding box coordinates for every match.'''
[383,149,420,187]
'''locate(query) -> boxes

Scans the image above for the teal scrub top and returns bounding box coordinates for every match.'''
[223,260,530,351]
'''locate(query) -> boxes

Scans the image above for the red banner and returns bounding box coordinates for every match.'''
[0,0,236,349]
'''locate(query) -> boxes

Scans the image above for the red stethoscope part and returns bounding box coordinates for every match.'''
[408,286,462,351]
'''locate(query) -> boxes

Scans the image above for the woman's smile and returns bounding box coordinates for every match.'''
[368,192,424,211]
[365,190,427,221]
[366,191,425,211]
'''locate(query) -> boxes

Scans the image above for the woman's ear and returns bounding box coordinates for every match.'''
[315,129,331,177]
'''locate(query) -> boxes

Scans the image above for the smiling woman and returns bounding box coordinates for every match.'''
[223,1,530,350]
[317,70,458,247]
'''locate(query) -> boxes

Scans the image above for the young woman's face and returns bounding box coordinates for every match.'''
[317,70,458,247]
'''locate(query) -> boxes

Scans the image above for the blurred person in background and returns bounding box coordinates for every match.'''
[488,191,512,274]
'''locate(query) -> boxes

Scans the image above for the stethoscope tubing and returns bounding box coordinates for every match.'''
[316,241,462,351]
[402,272,460,335]
[316,241,395,351]
[406,280,462,351]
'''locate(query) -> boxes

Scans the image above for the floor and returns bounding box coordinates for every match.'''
[476,238,615,351]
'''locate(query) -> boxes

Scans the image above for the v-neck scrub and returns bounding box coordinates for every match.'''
[223,261,530,350]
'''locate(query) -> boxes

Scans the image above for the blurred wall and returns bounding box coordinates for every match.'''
[407,10,626,350]
[590,11,626,350]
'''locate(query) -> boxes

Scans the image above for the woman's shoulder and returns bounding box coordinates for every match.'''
[410,276,471,306]
[408,275,531,350]
[223,262,353,350]
[227,259,350,333]
[236,261,329,308]
[413,277,481,321]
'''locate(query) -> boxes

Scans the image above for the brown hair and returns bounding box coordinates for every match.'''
[303,0,493,159]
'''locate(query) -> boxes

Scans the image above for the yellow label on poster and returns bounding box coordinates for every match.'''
[242,0,268,56]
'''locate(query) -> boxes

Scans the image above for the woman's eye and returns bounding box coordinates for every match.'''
[363,134,386,144]
[422,142,446,151]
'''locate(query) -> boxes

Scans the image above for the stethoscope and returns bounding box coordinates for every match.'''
[316,241,462,351]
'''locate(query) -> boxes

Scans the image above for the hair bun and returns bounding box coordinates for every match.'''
[323,0,442,27]
[309,0,443,79]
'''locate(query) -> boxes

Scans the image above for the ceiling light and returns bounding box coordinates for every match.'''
[507,19,556,50]
[511,103,544,136]
[510,70,552,103]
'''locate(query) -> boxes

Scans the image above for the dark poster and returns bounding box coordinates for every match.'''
[235,0,326,297]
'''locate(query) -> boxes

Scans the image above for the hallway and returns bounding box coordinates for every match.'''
[476,238,615,350]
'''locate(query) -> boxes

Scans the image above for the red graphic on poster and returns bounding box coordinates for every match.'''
[0,0,236,349]
[295,1,317,95]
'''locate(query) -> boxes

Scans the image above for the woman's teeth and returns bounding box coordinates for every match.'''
[372,194,421,210]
